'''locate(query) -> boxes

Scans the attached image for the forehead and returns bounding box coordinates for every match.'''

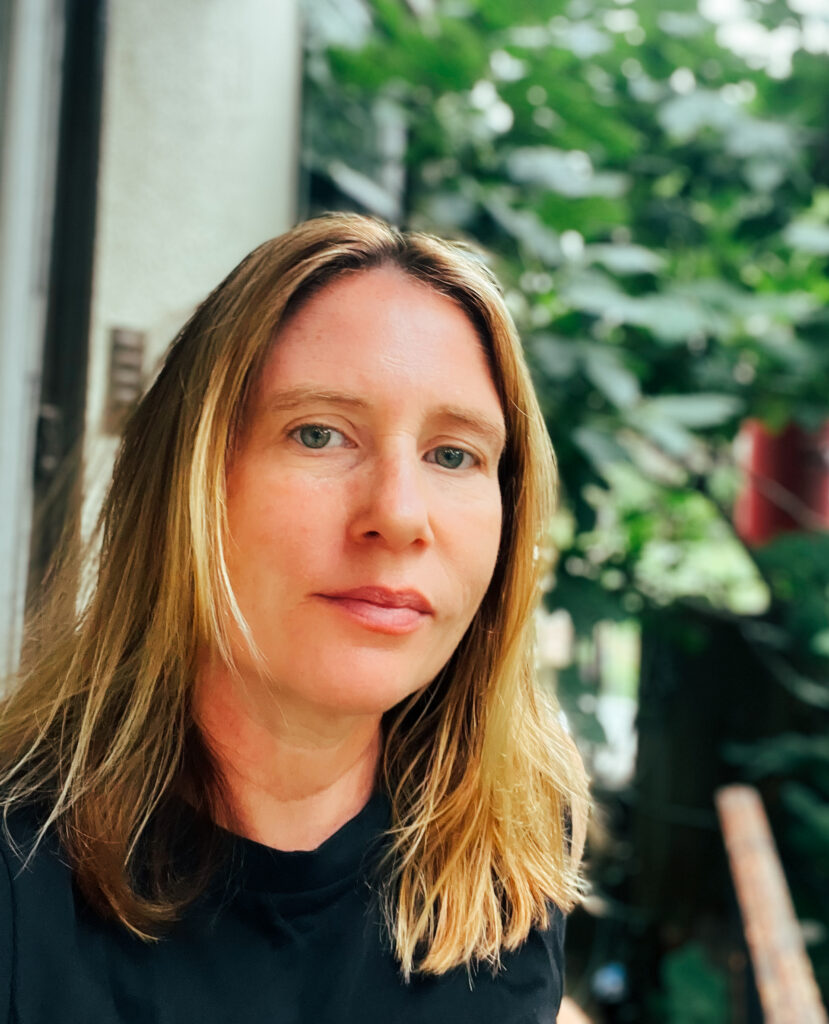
[254,267,504,419]
[277,265,485,353]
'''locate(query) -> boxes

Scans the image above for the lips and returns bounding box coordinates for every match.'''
[323,586,433,613]
[316,586,433,635]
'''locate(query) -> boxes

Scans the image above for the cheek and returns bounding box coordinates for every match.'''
[451,491,503,597]
[226,473,329,582]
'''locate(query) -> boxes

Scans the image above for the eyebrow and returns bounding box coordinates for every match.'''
[263,385,507,452]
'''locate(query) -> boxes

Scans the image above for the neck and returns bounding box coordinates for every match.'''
[195,655,382,851]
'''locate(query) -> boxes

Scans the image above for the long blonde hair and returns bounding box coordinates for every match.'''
[0,213,588,976]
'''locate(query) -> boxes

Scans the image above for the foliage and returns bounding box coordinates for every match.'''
[656,942,729,1024]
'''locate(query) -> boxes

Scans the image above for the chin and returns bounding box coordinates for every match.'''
[274,653,430,718]
[257,637,457,718]
[312,677,427,718]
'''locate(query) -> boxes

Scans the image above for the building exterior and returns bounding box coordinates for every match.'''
[0,0,302,674]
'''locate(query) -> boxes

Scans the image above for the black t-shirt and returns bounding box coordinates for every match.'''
[0,793,565,1022]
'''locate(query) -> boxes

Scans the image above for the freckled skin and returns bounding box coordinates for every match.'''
[222,267,506,718]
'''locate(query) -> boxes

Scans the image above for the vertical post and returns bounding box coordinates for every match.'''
[715,785,827,1024]
[26,0,106,606]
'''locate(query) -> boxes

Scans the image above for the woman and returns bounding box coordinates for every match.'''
[0,214,589,1022]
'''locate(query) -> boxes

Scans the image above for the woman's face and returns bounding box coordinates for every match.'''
[221,266,506,717]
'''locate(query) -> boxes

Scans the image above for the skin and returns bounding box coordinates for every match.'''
[195,267,506,851]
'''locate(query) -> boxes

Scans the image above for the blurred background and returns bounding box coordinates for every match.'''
[1,0,828,1020]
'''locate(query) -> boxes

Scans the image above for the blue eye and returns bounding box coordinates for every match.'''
[427,446,475,470]
[292,424,346,449]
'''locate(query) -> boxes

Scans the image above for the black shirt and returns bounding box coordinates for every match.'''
[0,793,565,1022]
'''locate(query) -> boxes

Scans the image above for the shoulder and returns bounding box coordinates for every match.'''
[487,902,566,1021]
[0,806,47,1024]
[0,802,68,904]
[538,899,566,961]
[411,903,567,1023]
[0,805,85,1022]
[0,803,64,880]
[476,903,568,1022]
[0,820,13,1024]
[0,808,87,930]
[508,902,566,1000]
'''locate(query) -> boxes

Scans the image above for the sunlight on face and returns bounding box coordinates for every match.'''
[222,267,506,716]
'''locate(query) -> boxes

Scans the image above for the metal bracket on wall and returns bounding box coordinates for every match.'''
[105,327,145,435]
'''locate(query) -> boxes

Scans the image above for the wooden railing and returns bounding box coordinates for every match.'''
[715,784,827,1024]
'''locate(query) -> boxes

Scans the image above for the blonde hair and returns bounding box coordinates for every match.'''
[0,213,589,977]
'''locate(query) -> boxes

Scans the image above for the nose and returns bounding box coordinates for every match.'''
[348,444,434,551]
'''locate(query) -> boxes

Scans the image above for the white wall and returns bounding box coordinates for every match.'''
[0,0,64,675]
[83,0,302,527]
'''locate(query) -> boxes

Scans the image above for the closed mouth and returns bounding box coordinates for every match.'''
[315,587,433,636]
[319,586,433,615]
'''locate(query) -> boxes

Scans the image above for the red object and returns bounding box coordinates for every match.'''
[734,420,829,546]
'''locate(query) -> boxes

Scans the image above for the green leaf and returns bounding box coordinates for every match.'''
[326,160,401,219]
[643,394,744,429]
[727,118,799,160]
[783,220,829,256]
[586,243,666,276]
[505,147,630,198]
[624,406,698,457]
[660,943,729,1024]
[304,0,374,51]
[549,20,612,59]
[724,733,829,781]
[530,334,579,378]
[583,348,641,409]
[657,90,736,142]
[559,272,725,344]
[484,196,563,263]
[813,631,829,658]
[573,425,631,475]
[761,658,829,710]
[781,782,829,849]
[658,12,707,38]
